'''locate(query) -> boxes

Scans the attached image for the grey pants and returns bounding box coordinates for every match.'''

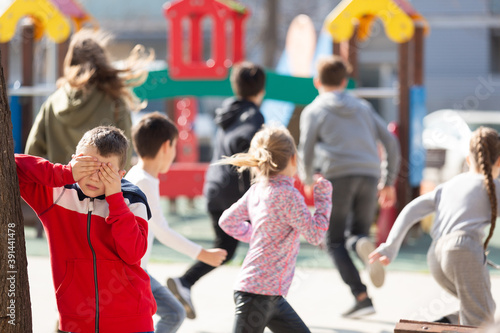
[427,230,495,326]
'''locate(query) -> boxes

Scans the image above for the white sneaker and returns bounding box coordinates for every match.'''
[356,237,385,288]
[167,277,196,319]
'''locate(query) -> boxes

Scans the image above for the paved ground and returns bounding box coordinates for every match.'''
[28,257,500,333]
[23,197,500,332]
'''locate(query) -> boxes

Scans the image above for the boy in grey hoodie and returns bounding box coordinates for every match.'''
[298,55,400,318]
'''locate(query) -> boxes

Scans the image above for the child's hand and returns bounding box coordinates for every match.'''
[197,248,228,267]
[317,237,327,251]
[303,174,323,199]
[378,185,396,208]
[369,250,391,266]
[313,177,333,197]
[70,155,101,182]
[98,162,123,197]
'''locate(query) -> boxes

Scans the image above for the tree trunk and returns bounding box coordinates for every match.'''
[0,47,33,332]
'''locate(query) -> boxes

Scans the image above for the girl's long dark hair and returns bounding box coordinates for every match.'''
[469,127,500,250]
[57,28,154,111]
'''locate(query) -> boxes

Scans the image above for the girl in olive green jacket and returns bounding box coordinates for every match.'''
[25,28,153,169]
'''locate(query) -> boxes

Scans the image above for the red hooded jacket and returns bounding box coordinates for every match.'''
[16,154,156,332]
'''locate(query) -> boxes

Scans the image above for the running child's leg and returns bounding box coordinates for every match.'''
[233,291,274,333]
[266,297,310,333]
[150,274,186,333]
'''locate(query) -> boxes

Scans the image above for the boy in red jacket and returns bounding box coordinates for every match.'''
[16,126,156,333]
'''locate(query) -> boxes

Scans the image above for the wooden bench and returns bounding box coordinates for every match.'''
[395,320,479,332]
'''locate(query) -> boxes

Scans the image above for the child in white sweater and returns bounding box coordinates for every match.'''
[125,112,227,332]
[370,126,500,326]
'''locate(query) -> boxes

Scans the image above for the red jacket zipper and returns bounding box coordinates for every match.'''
[87,198,99,332]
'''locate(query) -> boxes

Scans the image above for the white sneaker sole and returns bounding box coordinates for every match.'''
[356,238,385,288]
[167,278,196,319]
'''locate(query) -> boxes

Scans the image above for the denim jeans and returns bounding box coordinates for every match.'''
[233,291,310,333]
[326,176,378,298]
[149,273,186,333]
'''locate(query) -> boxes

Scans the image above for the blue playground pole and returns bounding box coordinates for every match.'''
[10,95,22,153]
[409,86,427,187]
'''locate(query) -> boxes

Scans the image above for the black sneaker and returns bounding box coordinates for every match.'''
[342,297,375,319]
[433,316,451,324]
[433,312,459,324]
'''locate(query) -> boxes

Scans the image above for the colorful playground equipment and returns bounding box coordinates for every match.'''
[164,0,248,79]
[0,0,95,43]
[325,0,427,45]
[0,0,430,242]
[140,0,430,245]
[163,0,249,165]
[155,0,328,202]
[0,0,70,43]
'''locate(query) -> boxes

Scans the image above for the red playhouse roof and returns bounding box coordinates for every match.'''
[165,0,248,17]
[164,0,249,79]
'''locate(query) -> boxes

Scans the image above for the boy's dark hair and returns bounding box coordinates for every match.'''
[132,112,179,159]
[316,55,352,87]
[230,61,266,100]
[76,126,129,169]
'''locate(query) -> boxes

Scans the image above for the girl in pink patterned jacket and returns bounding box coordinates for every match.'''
[218,126,333,333]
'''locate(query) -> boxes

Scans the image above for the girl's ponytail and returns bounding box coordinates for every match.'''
[217,126,297,181]
[470,127,499,250]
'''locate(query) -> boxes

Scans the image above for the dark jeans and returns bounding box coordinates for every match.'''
[233,291,310,333]
[326,176,378,298]
[181,210,239,287]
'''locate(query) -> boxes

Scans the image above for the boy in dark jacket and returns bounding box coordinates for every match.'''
[16,126,156,333]
[167,61,265,319]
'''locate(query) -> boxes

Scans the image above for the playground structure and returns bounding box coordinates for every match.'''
[145,0,324,203]
[136,0,429,234]
[164,0,248,79]
[0,0,430,243]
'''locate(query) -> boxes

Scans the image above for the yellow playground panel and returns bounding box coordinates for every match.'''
[0,0,95,43]
[324,0,428,44]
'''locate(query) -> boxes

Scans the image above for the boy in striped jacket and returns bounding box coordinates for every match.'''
[16,126,156,333]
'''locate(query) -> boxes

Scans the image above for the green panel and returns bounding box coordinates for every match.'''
[347,77,356,89]
[264,71,317,105]
[133,68,319,105]
[133,70,233,100]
